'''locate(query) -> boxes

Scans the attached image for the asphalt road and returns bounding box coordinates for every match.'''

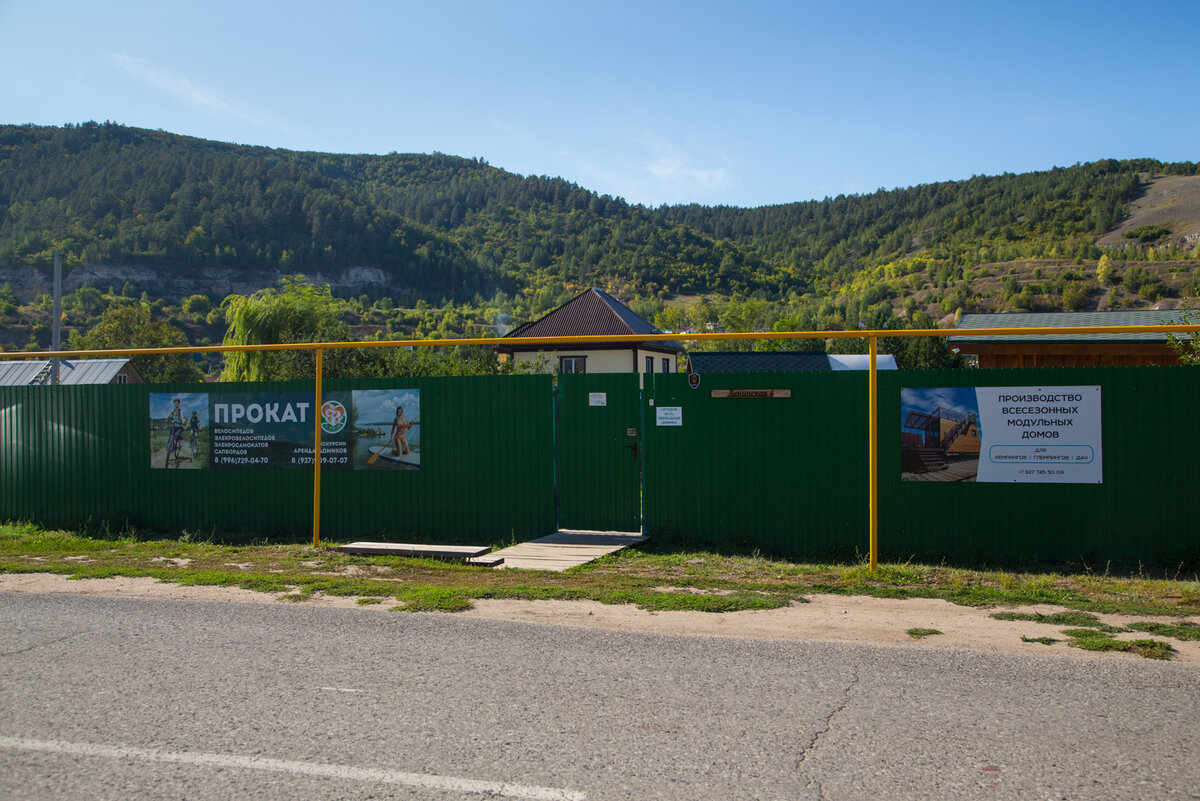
[1,592,1198,801]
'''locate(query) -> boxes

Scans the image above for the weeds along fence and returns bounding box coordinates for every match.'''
[1,364,1198,564]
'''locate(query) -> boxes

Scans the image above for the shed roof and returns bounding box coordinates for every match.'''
[687,351,898,372]
[827,354,900,371]
[502,288,684,352]
[0,358,138,386]
[0,361,46,385]
[688,351,831,373]
[951,311,1192,343]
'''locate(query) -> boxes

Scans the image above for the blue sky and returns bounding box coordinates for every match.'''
[149,392,208,424]
[2,0,1196,208]
[354,389,420,426]
[900,387,978,423]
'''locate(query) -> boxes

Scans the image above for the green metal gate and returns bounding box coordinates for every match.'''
[555,374,643,531]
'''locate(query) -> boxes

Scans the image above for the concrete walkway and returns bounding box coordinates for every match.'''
[488,530,646,571]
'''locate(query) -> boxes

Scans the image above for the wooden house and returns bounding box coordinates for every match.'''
[901,405,981,474]
[949,311,1191,368]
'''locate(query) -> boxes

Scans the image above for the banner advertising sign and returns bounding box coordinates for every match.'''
[900,386,1101,483]
[150,389,421,471]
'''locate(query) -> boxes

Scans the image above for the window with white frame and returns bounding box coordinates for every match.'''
[559,355,586,374]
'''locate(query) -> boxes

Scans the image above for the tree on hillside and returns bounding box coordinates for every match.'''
[220,275,503,380]
[69,302,204,382]
[0,283,17,316]
[821,309,965,369]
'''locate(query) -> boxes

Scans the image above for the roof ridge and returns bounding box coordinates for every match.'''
[589,288,645,335]
[498,287,684,352]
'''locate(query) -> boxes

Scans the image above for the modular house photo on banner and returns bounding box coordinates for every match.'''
[901,386,1101,484]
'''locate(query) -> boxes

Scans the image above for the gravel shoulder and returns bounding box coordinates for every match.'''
[4,572,1198,664]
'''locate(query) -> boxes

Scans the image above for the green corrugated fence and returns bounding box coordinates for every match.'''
[2,366,1198,563]
[643,365,1200,564]
[643,370,868,553]
[876,365,1200,564]
[0,375,555,542]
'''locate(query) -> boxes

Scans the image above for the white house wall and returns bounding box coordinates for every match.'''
[635,348,677,374]
[513,349,678,374]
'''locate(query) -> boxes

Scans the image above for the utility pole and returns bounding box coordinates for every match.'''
[51,251,62,385]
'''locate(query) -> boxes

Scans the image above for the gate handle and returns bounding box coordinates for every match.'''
[624,441,639,460]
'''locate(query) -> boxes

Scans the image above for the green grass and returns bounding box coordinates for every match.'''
[1126,621,1200,641]
[393,585,472,613]
[2,521,1199,620]
[990,611,1125,632]
[907,627,942,639]
[1061,629,1176,660]
[994,610,1192,659]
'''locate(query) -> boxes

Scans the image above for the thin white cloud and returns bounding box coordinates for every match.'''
[647,157,728,188]
[492,115,731,205]
[108,52,287,132]
[630,128,731,201]
[491,119,542,149]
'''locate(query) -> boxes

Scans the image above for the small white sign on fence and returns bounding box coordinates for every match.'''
[656,406,682,427]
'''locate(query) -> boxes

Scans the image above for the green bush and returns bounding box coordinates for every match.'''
[1125,224,1171,243]
[181,294,212,315]
[1062,281,1092,310]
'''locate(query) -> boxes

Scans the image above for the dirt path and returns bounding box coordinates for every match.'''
[3,573,1197,664]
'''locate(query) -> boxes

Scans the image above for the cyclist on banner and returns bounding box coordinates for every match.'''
[188,410,201,458]
[164,398,185,467]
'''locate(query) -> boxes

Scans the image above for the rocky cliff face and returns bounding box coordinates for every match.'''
[0,263,396,304]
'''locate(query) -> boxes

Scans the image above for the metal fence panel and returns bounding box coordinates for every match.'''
[643,371,869,553]
[878,365,1200,564]
[0,375,555,543]
[319,375,556,542]
[3,365,1197,563]
[555,374,643,531]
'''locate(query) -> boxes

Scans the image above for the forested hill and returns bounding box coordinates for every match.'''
[0,122,775,300]
[1,121,1198,308]
[0,123,500,300]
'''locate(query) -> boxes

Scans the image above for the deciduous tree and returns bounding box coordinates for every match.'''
[70,302,204,382]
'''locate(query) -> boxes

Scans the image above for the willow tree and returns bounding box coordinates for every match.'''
[221,276,354,381]
[221,275,523,381]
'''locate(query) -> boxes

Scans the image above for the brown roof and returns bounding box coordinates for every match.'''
[501,288,684,352]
